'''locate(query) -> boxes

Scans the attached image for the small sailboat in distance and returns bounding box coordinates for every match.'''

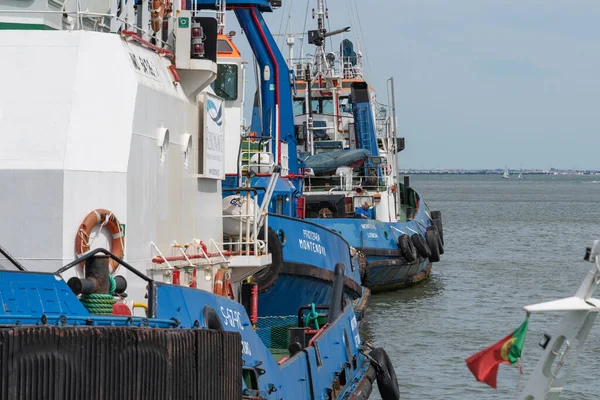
[517,165,524,179]
[502,165,510,179]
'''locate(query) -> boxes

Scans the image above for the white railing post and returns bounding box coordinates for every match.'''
[109,0,119,32]
[126,0,134,30]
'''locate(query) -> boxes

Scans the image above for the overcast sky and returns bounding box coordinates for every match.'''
[229,1,600,170]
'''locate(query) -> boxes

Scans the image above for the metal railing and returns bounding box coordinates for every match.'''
[0,0,174,48]
[304,174,387,193]
[288,54,363,80]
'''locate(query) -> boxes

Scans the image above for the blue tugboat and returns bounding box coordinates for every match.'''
[0,247,396,399]
[207,1,370,315]
[0,0,398,397]
[281,1,446,292]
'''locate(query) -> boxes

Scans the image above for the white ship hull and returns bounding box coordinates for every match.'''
[0,31,222,299]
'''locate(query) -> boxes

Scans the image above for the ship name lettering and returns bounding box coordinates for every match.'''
[129,52,159,78]
[298,239,327,256]
[354,333,361,348]
[361,224,376,230]
[241,340,251,356]
[302,229,321,241]
[220,306,244,330]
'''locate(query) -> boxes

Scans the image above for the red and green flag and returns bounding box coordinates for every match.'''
[465,316,529,389]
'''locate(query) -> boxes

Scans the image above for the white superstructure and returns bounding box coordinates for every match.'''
[0,0,269,306]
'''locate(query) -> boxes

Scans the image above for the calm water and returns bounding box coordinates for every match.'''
[362,174,600,400]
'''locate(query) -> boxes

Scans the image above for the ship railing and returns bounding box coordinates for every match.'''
[289,55,363,80]
[0,0,173,48]
[238,135,275,176]
[290,58,314,78]
[304,174,387,193]
[148,233,270,286]
[147,239,229,285]
[221,210,262,256]
[220,174,278,264]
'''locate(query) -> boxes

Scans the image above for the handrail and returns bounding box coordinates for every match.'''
[222,187,266,195]
[56,248,152,282]
[307,323,329,347]
[55,248,157,318]
[0,246,27,271]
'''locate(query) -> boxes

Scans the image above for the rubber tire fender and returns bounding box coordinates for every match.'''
[427,224,444,255]
[426,226,441,262]
[411,233,431,259]
[202,306,224,331]
[397,234,417,262]
[255,227,283,292]
[431,210,444,245]
[369,347,400,400]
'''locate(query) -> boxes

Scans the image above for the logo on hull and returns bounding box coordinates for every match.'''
[207,99,223,126]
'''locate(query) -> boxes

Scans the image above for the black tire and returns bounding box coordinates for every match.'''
[431,210,444,245]
[397,234,417,262]
[254,227,283,292]
[426,227,441,262]
[411,234,431,259]
[369,347,400,400]
[359,263,370,286]
[427,225,444,255]
[202,306,224,331]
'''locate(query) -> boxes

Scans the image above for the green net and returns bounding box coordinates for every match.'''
[256,312,329,355]
[256,315,296,354]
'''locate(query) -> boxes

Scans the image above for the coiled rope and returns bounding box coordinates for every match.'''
[80,275,116,315]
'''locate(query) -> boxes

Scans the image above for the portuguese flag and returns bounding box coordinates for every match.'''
[465,316,529,389]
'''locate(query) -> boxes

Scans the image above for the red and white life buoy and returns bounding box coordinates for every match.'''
[213,269,231,298]
[150,0,166,32]
[75,209,124,272]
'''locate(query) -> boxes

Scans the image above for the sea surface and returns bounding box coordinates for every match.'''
[361,174,600,400]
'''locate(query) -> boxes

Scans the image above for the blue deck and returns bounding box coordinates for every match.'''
[0,268,373,399]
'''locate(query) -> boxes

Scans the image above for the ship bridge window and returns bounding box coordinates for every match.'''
[321,98,334,114]
[294,98,335,115]
[211,64,238,100]
[310,98,334,114]
[294,99,306,116]
[217,39,234,53]
[339,96,351,113]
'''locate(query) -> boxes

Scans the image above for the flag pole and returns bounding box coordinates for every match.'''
[514,311,531,399]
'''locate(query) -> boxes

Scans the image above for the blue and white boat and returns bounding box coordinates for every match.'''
[0,0,398,397]
[284,1,446,292]
[0,246,391,399]
[208,2,370,316]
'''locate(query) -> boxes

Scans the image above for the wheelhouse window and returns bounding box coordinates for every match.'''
[294,97,335,115]
[309,98,334,114]
[293,99,306,116]
[339,96,351,113]
[211,64,238,100]
[321,98,334,114]
[217,39,234,53]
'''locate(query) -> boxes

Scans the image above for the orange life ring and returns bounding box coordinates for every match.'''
[75,209,124,272]
[213,269,229,297]
[150,0,166,33]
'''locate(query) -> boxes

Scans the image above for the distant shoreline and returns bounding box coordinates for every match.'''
[399,170,600,176]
